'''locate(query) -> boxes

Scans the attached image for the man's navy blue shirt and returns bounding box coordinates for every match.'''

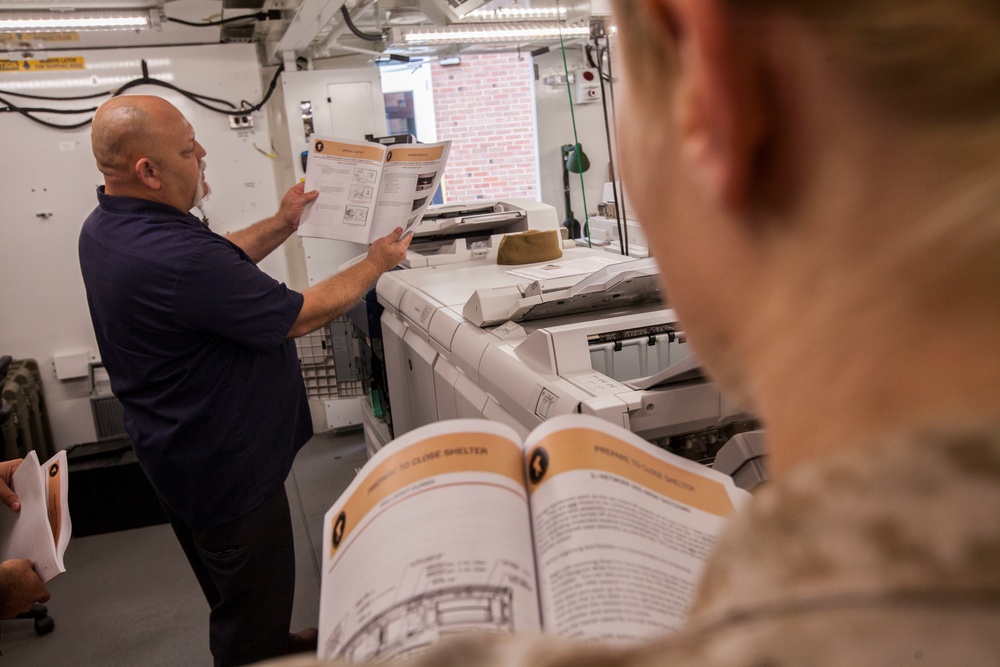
[79,188,312,530]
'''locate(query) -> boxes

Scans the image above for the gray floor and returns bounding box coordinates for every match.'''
[1,430,368,666]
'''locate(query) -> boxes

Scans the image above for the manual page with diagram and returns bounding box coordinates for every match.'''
[297,135,451,245]
[317,414,749,662]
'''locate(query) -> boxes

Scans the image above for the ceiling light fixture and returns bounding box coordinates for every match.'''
[396,22,590,45]
[0,9,157,32]
[464,7,568,21]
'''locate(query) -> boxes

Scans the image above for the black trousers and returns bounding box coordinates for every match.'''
[163,488,296,667]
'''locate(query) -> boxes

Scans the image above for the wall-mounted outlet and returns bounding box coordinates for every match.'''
[229,113,254,130]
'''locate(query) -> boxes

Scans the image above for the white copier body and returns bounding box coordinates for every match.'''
[374,248,751,454]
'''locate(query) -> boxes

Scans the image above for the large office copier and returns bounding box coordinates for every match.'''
[363,211,760,473]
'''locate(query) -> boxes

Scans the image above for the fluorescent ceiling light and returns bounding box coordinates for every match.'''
[398,22,590,45]
[0,72,174,92]
[465,7,568,21]
[0,9,154,32]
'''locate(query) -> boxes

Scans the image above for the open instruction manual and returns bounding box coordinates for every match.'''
[0,450,71,583]
[317,414,749,662]
[297,135,451,245]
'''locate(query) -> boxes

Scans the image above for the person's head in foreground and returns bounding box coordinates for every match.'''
[615,0,1000,471]
[266,1,1000,665]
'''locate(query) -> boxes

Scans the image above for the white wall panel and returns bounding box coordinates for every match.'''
[533,47,615,231]
[0,43,284,449]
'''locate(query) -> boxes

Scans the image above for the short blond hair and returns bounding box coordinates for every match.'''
[614,0,1000,124]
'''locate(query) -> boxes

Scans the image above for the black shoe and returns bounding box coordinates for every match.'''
[287,627,318,655]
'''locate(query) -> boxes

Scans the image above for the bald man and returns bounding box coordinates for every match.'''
[78,95,410,666]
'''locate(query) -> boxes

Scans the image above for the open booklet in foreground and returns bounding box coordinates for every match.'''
[318,414,750,662]
[0,450,71,583]
[297,135,451,245]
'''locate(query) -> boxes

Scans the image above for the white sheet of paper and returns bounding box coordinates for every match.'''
[504,255,623,281]
[0,450,69,583]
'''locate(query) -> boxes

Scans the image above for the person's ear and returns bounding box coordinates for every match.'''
[135,157,162,191]
[661,0,768,211]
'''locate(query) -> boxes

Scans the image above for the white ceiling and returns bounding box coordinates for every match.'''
[0,0,603,63]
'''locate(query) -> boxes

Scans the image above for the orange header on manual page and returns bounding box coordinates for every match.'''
[46,459,63,543]
[526,428,738,518]
[329,433,524,557]
[386,145,446,162]
[312,139,384,162]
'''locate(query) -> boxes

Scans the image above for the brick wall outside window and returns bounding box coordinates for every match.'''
[430,53,539,202]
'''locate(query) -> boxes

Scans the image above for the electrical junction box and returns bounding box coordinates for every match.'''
[228,112,254,129]
[572,69,601,104]
[52,351,91,380]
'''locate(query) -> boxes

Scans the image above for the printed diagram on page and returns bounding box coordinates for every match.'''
[327,556,533,661]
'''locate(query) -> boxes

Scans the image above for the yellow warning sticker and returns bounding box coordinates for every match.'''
[0,56,85,72]
[0,32,81,42]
